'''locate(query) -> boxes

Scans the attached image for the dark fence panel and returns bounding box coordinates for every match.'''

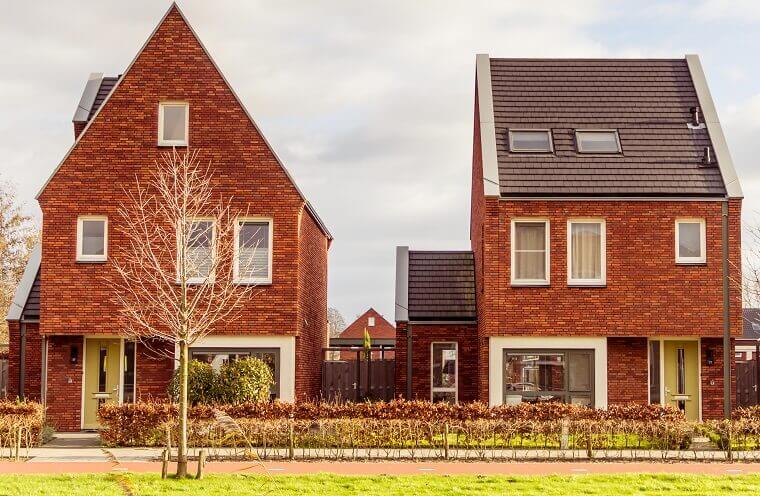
[322,348,395,403]
[0,359,8,397]
[737,359,759,408]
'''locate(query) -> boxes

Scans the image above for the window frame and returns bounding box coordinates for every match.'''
[675,218,706,265]
[189,347,281,399]
[76,215,108,262]
[158,102,189,147]
[234,217,274,285]
[430,341,458,403]
[510,218,551,286]
[178,217,216,285]
[508,129,554,153]
[566,218,606,287]
[575,129,621,154]
[502,348,595,407]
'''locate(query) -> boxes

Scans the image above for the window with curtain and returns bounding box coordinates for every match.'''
[184,219,214,283]
[235,219,272,283]
[512,221,549,284]
[676,219,705,264]
[568,220,605,285]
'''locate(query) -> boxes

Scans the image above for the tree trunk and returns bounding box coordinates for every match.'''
[176,341,189,478]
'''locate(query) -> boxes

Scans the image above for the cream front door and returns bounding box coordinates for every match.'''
[663,340,700,421]
[83,338,121,429]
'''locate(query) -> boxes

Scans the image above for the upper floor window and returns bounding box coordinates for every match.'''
[575,130,621,153]
[76,216,108,262]
[675,219,706,264]
[234,218,273,284]
[509,130,553,153]
[511,219,550,285]
[568,220,606,286]
[182,219,214,283]
[158,102,189,146]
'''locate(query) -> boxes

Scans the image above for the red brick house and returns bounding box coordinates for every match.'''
[5,4,331,431]
[396,55,743,419]
[334,308,396,360]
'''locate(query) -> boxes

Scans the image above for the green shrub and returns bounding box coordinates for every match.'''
[168,360,217,405]
[218,357,274,404]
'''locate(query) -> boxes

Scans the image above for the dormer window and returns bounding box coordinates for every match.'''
[509,130,553,153]
[575,130,621,153]
[158,102,189,146]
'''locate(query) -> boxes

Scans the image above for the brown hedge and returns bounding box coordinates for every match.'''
[0,400,45,450]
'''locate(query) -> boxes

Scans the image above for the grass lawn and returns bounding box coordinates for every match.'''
[2,473,760,495]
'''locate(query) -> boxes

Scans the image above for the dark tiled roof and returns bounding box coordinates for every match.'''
[21,270,41,320]
[89,76,119,120]
[408,251,476,321]
[490,58,726,197]
[743,308,760,339]
[340,308,396,339]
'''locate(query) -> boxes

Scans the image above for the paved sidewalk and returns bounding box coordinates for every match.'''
[2,460,760,476]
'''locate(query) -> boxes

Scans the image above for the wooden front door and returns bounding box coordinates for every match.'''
[663,340,699,421]
[83,338,121,429]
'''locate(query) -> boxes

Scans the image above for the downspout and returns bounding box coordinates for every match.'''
[406,323,413,399]
[18,323,26,400]
[722,200,731,418]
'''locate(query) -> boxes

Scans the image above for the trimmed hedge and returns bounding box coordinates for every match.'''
[0,401,45,456]
[98,400,692,450]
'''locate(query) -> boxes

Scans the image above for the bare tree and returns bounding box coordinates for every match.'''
[109,149,263,478]
[0,178,37,344]
[745,222,760,311]
[328,306,346,338]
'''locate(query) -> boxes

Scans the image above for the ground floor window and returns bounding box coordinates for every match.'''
[648,341,661,404]
[190,347,280,399]
[123,341,136,403]
[503,349,594,407]
[431,342,457,403]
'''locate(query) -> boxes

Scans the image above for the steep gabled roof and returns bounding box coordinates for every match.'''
[39,2,331,239]
[6,245,41,322]
[339,308,395,339]
[475,54,742,199]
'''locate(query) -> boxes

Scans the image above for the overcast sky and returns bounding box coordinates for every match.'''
[1,0,759,324]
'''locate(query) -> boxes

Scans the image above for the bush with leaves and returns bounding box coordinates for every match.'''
[169,360,217,405]
[218,357,274,404]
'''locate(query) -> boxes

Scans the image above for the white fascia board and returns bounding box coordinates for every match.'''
[72,73,104,123]
[476,54,500,197]
[395,246,409,322]
[488,336,608,408]
[685,54,743,198]
[6,244,41,321]
[190,334,296,402]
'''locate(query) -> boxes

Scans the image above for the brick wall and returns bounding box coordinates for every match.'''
[395,322,478,403]
[6,321,43,401]
[135,340,174,401]
[701,337,737,419]
[607,337,649,405]
[45,336,84,431]
[294,208,329,401]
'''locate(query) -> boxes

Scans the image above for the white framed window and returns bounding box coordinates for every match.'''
[675,219,706,264]
[368,317,375,327]
[234,218,273,284]
[180,219,215,284]
[431,342,457,403]
[575,130,621,153]
[508,129,553,153]
[158,102,189,146]
[511,219,550,286]
[76,216,108,262]
[567,219,606,286]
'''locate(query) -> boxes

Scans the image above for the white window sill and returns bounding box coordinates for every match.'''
[568,282,606,288]
[157,141,188,147]
[76,258,107,263]
[511,281,550,287]
[234,280,272,286]
[675,261,706,266]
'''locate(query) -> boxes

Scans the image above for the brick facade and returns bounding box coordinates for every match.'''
[395,322,478,403]
[6,321,42,401]
[135,340,174,401]
[701,337,737,419]
[6,5,329,428]
[607,337,649,405]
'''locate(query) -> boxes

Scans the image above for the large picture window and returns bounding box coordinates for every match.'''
[511,220,550,285]
[568,220,605,286]
[431,342,457,403]
[503,349,594,407]
[190,347,280,399]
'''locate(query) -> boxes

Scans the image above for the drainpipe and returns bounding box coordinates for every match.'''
[406,323,413,399]
[18,323,26,400]
[722,200,731,419]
